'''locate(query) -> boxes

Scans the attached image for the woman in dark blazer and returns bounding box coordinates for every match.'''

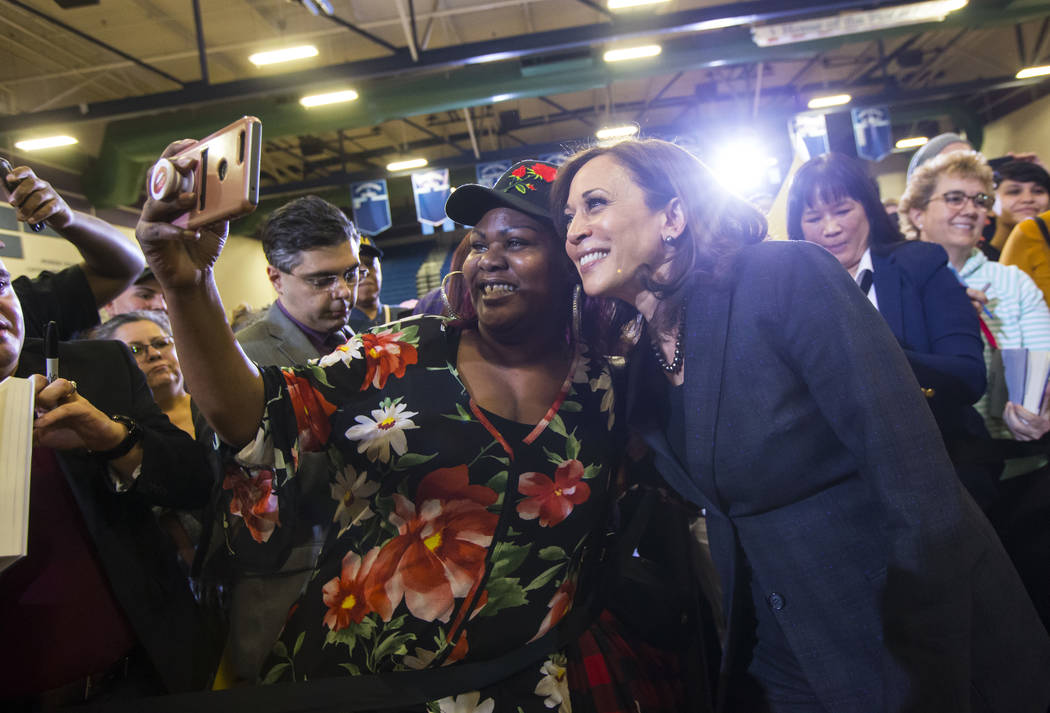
[554,138,1050,713]
[786,153,995,506]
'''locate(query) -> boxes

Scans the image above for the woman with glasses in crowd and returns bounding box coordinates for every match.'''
[787,152,995,506]
[555,137,1049,713]
[91,310,194,436]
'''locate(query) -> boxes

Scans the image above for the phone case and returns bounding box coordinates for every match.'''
[171,116,262,229]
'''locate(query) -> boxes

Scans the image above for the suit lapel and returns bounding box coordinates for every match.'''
[266,304,322,364]
[872,251,904,341]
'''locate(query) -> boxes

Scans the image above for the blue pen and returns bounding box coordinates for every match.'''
[976,281,996,322]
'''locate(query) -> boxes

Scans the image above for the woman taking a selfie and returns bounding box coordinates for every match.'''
[135,144,693,712]
[554,137,1050,713]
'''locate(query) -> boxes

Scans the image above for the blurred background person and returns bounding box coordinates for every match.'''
[348,235,408,331]
[103,268,167,317]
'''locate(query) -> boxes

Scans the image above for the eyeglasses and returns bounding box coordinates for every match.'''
[929,190,996,211]
[288,266,370,293]
[127,336,175,359]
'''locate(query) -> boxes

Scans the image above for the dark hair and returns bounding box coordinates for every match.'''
[86,310,172,340]
[995,160,1050,194]
[443,212,632,356]
[550,138,766,323]
[787,153,903,250]
[261,195,360,273]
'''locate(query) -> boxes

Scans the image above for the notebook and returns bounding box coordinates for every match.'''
[0,376,35,573]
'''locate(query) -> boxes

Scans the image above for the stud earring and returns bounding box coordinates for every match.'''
[440,271,464,320]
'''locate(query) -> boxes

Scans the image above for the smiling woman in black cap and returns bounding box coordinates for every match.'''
[134,148,686,711]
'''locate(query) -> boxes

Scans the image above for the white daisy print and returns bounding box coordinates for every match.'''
[345,398,419,462]
[317,334,364,368]
[435,691,495,713]
[534,657,571,712]
[330,465,380,534]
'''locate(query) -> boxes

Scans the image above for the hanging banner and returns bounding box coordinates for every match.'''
[411,169,452,227]
[476,161,512,188]
[790,114,829,160]
[350,179,392,236]
[851,106,893,162]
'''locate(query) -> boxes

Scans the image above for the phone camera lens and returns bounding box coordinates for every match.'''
[218,158,229,181]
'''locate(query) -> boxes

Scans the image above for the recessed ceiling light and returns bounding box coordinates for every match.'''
[1016,65,1050,79]
[807,94,852,109]
[14,135,78,151]
[300,89,359,108]
[603,45,662,63]
[596,125,639,140]
[387,158,428,172]
[895,136,929,149]
[249,45,319,66]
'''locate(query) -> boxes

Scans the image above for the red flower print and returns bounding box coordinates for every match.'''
[322,548,382,631]
[282,370,338,451]
[516,459,590,527]
[532,578,575,641]
[360,331,419,391]
[531,163,557,182]
[447,632,469,664]
[511,166,527,178]
[366,467,498,622]
[223,468,281,543]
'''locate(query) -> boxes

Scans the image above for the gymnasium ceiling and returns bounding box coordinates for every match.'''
[2,0,1050,210]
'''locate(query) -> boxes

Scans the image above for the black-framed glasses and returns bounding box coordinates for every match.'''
[127,336,175,358]
[930,190,995,211]
[289,266,370,293]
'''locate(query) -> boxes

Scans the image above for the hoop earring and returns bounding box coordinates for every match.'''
[571,283,583,346]
[440,271,464,320]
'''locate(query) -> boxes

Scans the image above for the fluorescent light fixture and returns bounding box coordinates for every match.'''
[387,158,428,172]
[491,94,514,103]
[14,135,78,151]
[300,89,359,107]
[895,136,929,149]
[596,125,639,140]
[1017,65,1050,79]
[603,45,662,63]
[608,0,670,9]
[753,0,967,47]
[807,94,851,109]
[249,45,318,66]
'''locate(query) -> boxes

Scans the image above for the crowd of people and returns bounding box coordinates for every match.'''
[2,128,1050,713]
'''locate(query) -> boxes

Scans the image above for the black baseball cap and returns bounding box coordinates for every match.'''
[359,235,384,259]
[445,160,559,227]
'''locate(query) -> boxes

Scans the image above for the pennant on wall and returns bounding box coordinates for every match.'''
[851,107,893,162]
[411,168,454,233]
[350,179,392,236]
[790,114,830,160]
[476,161,512,188]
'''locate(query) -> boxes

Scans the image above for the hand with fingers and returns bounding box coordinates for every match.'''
[3,164,74,231]
[135,139,230,290]
[31,374,128,452]
[1002,378,1050,441]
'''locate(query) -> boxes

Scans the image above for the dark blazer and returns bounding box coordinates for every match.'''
[15,338,215,693]
[870,240,987,439]
[629,241,1050,712]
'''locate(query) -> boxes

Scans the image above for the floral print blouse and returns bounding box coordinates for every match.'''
[224,315,622,711]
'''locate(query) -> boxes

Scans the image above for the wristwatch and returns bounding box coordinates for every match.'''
[92,415,143,460]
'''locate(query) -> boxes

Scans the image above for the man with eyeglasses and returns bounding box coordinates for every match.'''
[222,194,362,683]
